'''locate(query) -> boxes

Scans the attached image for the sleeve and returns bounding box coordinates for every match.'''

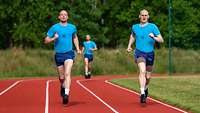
[72,26,77,37]
[153,24,161,36]
[93,42,97,48]
[81,42,85,47]
[47,25,55,38]
[131,25,135,37]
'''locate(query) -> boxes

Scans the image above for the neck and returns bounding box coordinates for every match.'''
[60,21,67,26]
[140,22,148,27]
[140,21,148,24]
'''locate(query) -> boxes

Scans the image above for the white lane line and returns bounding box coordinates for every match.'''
[45,80,51,113]
[77,80,119,113]
[0,79,56,96]
[105,80,188,113]
[0,80,22,96]
[44,80,57,113]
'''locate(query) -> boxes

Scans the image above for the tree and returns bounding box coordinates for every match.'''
[0,0,199,49]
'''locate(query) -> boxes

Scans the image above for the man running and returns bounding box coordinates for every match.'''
[127,9,164,103]
[82,35,97,79]
[44,10,81,104]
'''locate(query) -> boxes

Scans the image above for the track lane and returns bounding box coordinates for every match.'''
[0,76,191,113]
[0,80,20,93]
[80,76,189,113]
[48,77,113,113]
[0,79,47,113]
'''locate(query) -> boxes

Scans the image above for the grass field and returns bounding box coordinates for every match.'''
[110,75,200,113]
[0,48,56,78]
[0,48,200,78]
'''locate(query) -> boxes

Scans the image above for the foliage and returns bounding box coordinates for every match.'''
[0,0,199,49]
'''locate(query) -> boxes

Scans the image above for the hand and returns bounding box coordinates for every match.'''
[77,49,81,54]
[127,47,132,53]
[149,33,155,39]
[54,32,59,40]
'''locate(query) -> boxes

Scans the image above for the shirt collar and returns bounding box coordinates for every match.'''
[140,22,149,27]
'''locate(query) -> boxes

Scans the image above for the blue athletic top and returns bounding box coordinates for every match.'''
[131,23,161,53]
[47,23,77,53]
[83,41,97,55]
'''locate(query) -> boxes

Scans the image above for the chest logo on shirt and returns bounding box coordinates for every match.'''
[62,34,66,38]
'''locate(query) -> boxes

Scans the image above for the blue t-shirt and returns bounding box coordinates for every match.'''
[83,41,97,55]
[131,23,161,52]
[47,23,77,53]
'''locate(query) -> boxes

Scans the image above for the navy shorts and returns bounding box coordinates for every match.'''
[134,49,154,66]
[55,51,75,66]
[84,54,93,62]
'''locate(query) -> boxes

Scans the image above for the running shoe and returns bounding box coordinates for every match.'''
[63,94,69,104]
[88,73,91,79]
[140,94,146,103]
[85,74,88,79]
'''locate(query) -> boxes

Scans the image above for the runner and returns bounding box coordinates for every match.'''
[127,9,164,103]
[82,35,97,79]
[44,10,81,104]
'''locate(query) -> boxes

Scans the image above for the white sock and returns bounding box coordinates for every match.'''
[140,88,145,94]
[85,72,88,75]
[65,88,70,95]
[88,72,91,75]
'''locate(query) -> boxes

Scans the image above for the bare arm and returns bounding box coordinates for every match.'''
[149,33,164,43]
[91,47,97,51]
[127,34,135,52]
[73,34,81,53]
[154,34,164,43]
[82,47,85,53]
[44,33,58,44]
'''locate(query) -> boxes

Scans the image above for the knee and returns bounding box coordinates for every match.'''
[139,72,146,78]
[139,69,146,75]
[64,72,70,77]
[85,61,89,66]
[146,71,151,78]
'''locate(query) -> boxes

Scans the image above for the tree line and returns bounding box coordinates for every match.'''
[0,0,199,49]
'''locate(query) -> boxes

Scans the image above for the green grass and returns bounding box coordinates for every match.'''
[110,75,200,113]
[0,48,200,78]
[0,48,57,78]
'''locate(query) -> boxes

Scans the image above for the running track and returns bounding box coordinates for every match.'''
[0,76,190,113]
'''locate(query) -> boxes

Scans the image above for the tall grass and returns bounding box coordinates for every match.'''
[71,48,137,75]
[0,48,199,78]
[0,48,56,78]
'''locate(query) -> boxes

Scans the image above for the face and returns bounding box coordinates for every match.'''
[58,10,68,23]
[139,10,149,24]
[86,35,91,41]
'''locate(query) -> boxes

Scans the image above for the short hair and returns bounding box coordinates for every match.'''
[139,9,149,18]
[59,10,68,15]
[86,34,90,38]
[140,9,149,15]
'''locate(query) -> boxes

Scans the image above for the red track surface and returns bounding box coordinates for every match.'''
[0,76,189,113]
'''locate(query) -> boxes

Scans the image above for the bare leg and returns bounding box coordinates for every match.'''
[84,58,89,75]
[63,59,74,95]
[137,61,146,94]
[88,61,92,73]
[145,66,153,88]
[57,66,65,97]
[57,66,64,85]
